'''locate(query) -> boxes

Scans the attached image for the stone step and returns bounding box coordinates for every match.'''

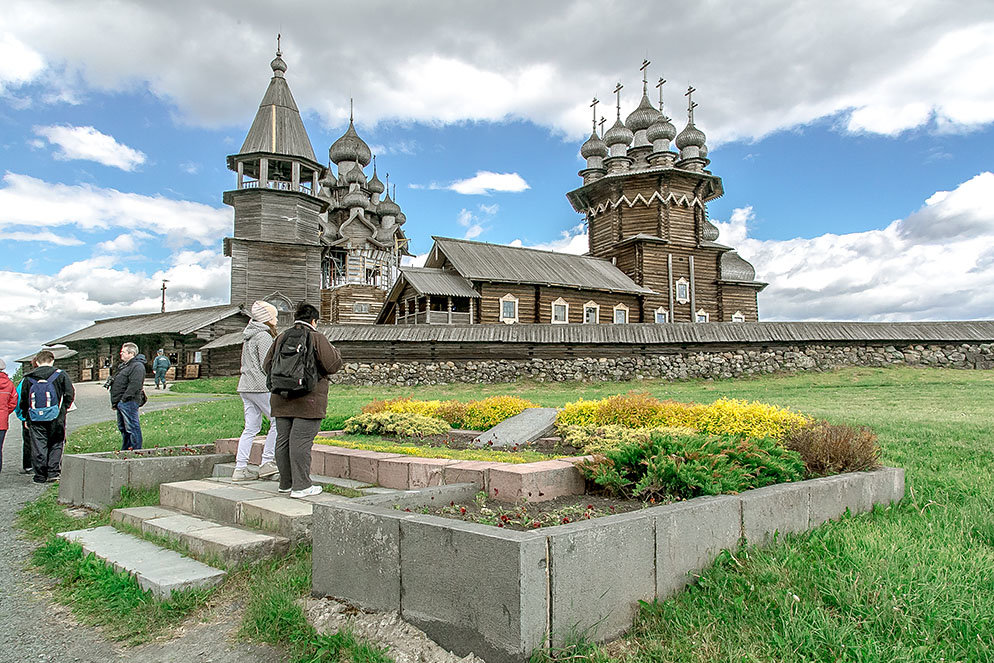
[211,462,375,491]
[111,506,289,566]
[58,526,226,599]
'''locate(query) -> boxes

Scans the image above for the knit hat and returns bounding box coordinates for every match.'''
[0,358,6,371]
[251,301,278,323]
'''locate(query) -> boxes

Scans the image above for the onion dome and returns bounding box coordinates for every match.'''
[603,118,634,148]
[317,169,337,198]
[701,218,720,242]
[341,188,368,209]
[342,164,366,186]
[329,120,372,166]
[270,53,287,77]
[646,114,677,144]
[580,131,608,159]
[675,122,706,150]
[625,94,662,132]
[700,143,708,158]
[377,192,401,217]
[720,251,757,282]
[367,167,385,195]
[396,210,407,225]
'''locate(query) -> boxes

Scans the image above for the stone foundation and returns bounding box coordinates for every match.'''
[329,342,994,386]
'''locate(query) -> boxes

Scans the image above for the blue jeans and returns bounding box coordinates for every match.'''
[116,400,143,450]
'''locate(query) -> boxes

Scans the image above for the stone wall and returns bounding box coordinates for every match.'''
[329,342,994,386]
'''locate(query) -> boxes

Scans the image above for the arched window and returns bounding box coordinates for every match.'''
[695,309,710,323]
[583,301,600,324]
[500,293,519,324]
[613,303,629,324]
[551,297,569,324]
[654,307,669,324]
[675,278,690,304]
[731,311,746,323]
[264,292,293,312]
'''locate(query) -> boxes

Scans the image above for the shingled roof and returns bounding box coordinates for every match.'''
[428,237,655,295]
[237,55,318,164]
[398,267,481,298]
[49,305,246,344]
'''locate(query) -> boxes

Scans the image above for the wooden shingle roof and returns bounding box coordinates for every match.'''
[49,305,246,344]
[400,267,481,298]
[237,65,318,164]
[322,320,994,345]
[429,236,655,295]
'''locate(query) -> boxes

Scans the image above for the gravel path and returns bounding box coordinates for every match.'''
[1,382,284,663]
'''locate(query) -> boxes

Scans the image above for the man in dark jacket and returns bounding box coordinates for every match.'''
[109,342,146,450]
[18,349,75,483]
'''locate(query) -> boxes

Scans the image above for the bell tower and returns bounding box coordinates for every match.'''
[222,39,328,311]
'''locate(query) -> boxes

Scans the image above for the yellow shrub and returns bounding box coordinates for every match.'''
[652,400,707,429]
[694,398,809,440]
[556,399,600,427]
[462,395,539,430]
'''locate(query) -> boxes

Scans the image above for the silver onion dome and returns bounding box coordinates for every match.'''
[367,169,385,195]
[603,118,634,148]
[675,122,706,150]
[580,131,608,159]
[341,188,368,209]
[701,218,720,242]
[377,193,401,217]
[720,251,757,282]
[270,54,287,76]
[396,210,407,225]
[646,115,677,143]
[342,164,366,186]
[329,120,372,166]
[625,94,662,132]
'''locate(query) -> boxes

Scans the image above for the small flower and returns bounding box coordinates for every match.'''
[460,507,467,514]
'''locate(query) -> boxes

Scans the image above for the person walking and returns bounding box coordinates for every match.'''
[231,301,280,482]
[264,302,342,498]
[152,349,171,390]
[17,350,75,483]
[15,358,37,474]
[0,359,20,474]
[109,342,146,451]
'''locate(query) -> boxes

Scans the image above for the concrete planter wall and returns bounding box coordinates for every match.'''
[312,468,905,663]
[59,445,234,509]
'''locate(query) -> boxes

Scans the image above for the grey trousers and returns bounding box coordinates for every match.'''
[274,417,322,491]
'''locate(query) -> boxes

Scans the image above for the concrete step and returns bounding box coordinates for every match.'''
[111,506,290,566]
[58,526,226,599]
[212,462,375,491]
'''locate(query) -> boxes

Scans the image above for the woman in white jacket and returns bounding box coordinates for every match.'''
[232,301,280,481]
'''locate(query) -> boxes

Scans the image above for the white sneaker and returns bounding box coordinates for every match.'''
[290,485,322,499]
[231,467,258,482]
[257,461,279,479]
[277,487,292,494]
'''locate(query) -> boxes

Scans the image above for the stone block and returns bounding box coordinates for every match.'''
[399,516,547,663]
[58,454,85,505]
[376,457,412,489]
[548,511,655,645]
[183,526,289,565]
[214,437,238,454]
[488,460,584,503]
[142,514,218,540]
[81,457,130,509]
[864,467,905,506]
[159,479,222,514]
[807,476,847,527]
[249,440,263,466]
[836,472,873,516]
[654,496,741,598]
[319,447,351,479]
[740,482,811,545]
[193,484,272,524]
[312,503,412,612]
[408,458,455,488]
[442,461,498,491]
[474,407,558,448]
[239,496,313,539]
[111,506,180,529]
[350,450,402,484]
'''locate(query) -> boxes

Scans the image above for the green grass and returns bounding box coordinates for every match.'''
[318,433,557,463]
[17,485,160,541]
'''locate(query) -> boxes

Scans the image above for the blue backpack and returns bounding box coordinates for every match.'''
[27,370,63,422]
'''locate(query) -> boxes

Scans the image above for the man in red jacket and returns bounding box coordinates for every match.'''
[0,359,20,475]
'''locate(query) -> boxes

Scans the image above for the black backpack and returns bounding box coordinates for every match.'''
[267,324,319,399]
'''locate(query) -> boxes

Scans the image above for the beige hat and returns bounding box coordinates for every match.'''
[250,301,278,323]
[0,358,6,371]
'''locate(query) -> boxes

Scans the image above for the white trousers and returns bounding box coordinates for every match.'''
[236,391,277,468]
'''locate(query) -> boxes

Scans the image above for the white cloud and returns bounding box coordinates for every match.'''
[449,171,530,195]
[4,2,994,141]
[180,161,200,175]
[714,173,994,320]
[0,173,229,247]
[367,140,419,156]
[0,230,83,245]
[455,203,501,240]
[509,222,588,255]
[34,124,146,171]
[96,233,139,253]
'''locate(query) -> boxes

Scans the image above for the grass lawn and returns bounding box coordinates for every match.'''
[68,366,994,661]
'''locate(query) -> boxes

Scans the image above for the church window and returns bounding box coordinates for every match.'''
[655,307,669,324]
[551,298,569,324]
[500,294,518,324]
[613,303,629,324]
[353,303,371,314]
[675,278,690,304]
[583,301,599,324]
[695,309,710,323]
[731,311,746,323]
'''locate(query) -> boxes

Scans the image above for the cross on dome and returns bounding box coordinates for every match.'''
[686,85,697,123]
[613,82,623,120]
[656,77,666,112]
[590,97,599,133]
[640,59,651,94]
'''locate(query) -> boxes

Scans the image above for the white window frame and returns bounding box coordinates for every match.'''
[695,309,710,323]
[731,310,746,323]
[613,303,629,324]
[675,278,690,304]
[551,297,569,324]
[583,301,600,324]
[499,293,519,324]
[654,307,669,324]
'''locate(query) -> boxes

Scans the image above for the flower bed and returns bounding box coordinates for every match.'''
[361,395,539,430]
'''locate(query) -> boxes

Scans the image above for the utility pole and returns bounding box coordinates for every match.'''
[160,279,169,313]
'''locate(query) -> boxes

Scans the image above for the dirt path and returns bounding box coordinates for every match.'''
[0,382,284,663]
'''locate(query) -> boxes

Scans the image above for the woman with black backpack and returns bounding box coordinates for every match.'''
[264,302,342,498]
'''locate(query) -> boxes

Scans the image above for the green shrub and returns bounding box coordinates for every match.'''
[561,424,693,454]
[577,429,806,500]
[785,420,881,476]
[342,412,450,437]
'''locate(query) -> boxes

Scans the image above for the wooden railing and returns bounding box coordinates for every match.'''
[240,180,312,194]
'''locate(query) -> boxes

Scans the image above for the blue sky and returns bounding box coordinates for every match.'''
[2,1,994,372]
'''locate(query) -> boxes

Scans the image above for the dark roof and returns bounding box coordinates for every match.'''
[429,237,654,295]
[321,320,994,345]
[199,331,244,351]
[400,267,481,298]
[49,305,246,344]
[237,70,318,163]
[16,345,78,364]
